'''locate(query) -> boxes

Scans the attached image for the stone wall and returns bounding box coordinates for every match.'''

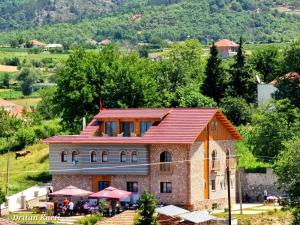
[52,174,93,191]
[237,168,284,202]
[149,144,190,207]
[112,175,149,193]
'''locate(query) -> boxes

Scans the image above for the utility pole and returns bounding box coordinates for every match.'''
[5,87,12,196]
[237,157,243,215]
[226,155,232,225]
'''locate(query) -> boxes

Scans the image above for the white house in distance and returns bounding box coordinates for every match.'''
[257,72,300,105]
[214,39,239,58]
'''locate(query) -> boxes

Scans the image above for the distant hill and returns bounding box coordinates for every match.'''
[1,0,300,45]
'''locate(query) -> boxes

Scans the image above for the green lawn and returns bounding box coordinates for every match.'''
[0,144,50,196]
[10,98,41,107]
[0,89,40,99]
[0,50,69,63]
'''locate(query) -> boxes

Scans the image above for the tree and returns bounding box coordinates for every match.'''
[220,97,251,126]
[135,191,158,225]
[2,73,10,88]
[37,87,58,119]
[284,40,300,73]
[202,42,225,103]
[178,83,217,107]
[250,46,282,83]
[54,46,160,132]
[243,99,300,160]
[274,136,300,225]
[17,68,39,96]
[273,78,300,108]
[0,188,6,216]
[228,36,257,103]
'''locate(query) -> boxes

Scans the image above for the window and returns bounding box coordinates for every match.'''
[72,151,79,162]
[105,122,117,136]
[140,121,152,136]
[131,151,138,162]
[127,182,138,193]
[61,151,67,162]
[160,182,172,193]
[102,151,108,162]
[210,119,218,131]
[212,150,217,161]
[211,180,216,191]
[160,151,172,172]
[121,122,134,137]
[120,151,127,162]
[90,151,97,162]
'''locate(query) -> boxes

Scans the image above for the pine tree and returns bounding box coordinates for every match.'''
[229,36,256,103]
[135,191,158,225]
[203,42,225,104]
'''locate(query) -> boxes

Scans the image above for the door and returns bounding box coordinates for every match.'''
[92,175,112,192]
[98,181,110,191]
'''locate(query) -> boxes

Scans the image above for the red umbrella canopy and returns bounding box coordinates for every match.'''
[89,186,132,200]
[49,185,93,197]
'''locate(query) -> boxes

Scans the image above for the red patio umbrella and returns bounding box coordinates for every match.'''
[49,185,93,197]
[89,186,132,200]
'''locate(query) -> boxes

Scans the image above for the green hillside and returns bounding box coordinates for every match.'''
[0,144,50,195]
[1,0,300,45]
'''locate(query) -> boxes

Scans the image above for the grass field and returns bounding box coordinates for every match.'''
[0,49,69,63]
[215,209,292,225]
[0,65,18,72]
[0,89,40,99]
[10,98,41,107]
[0,144,50,195]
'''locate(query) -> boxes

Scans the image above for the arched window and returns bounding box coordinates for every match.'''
[212,150,217,169]
[212,150,217,161]
[131,151,138,162]
[160,151,172,172]
[72,151,79,162]
[102,151,108,162]
[61,151,67,162]
[120,151,127,162]
[90,151,97,162]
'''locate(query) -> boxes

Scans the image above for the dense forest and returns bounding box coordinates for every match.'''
[1,0,300,45]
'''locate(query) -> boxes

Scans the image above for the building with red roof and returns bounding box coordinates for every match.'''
[214,39,239,58]
[45,108,242,210]
[0,98,24,117]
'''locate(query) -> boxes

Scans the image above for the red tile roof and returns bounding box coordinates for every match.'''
[44,108,242,144]
[94,108,170,120]
[270,72,300,85]
[215,39,239,48]
[0,98,25,117]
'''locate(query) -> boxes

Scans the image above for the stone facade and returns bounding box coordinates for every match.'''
[190,140,236,210]
[112,175,149,193]
[149,144,190,207]
[52,174,93,191]
[51,140,237,211]
[237,168,284,202]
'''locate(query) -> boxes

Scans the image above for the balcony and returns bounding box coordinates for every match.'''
[211,160,220,171]
[227,158,236,169]
[159,163,173,174]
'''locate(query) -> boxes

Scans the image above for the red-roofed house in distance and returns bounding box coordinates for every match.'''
[214,39,239,58]
[44,108,242,210]
[0,98,24,117]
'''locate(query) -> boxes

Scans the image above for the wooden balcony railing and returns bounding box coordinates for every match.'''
[211,160,220,171]
[160,163,173,173]
[227,158,236,169]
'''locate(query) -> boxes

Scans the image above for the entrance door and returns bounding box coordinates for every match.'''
[98,181,110,191]
[92,175,112,192]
